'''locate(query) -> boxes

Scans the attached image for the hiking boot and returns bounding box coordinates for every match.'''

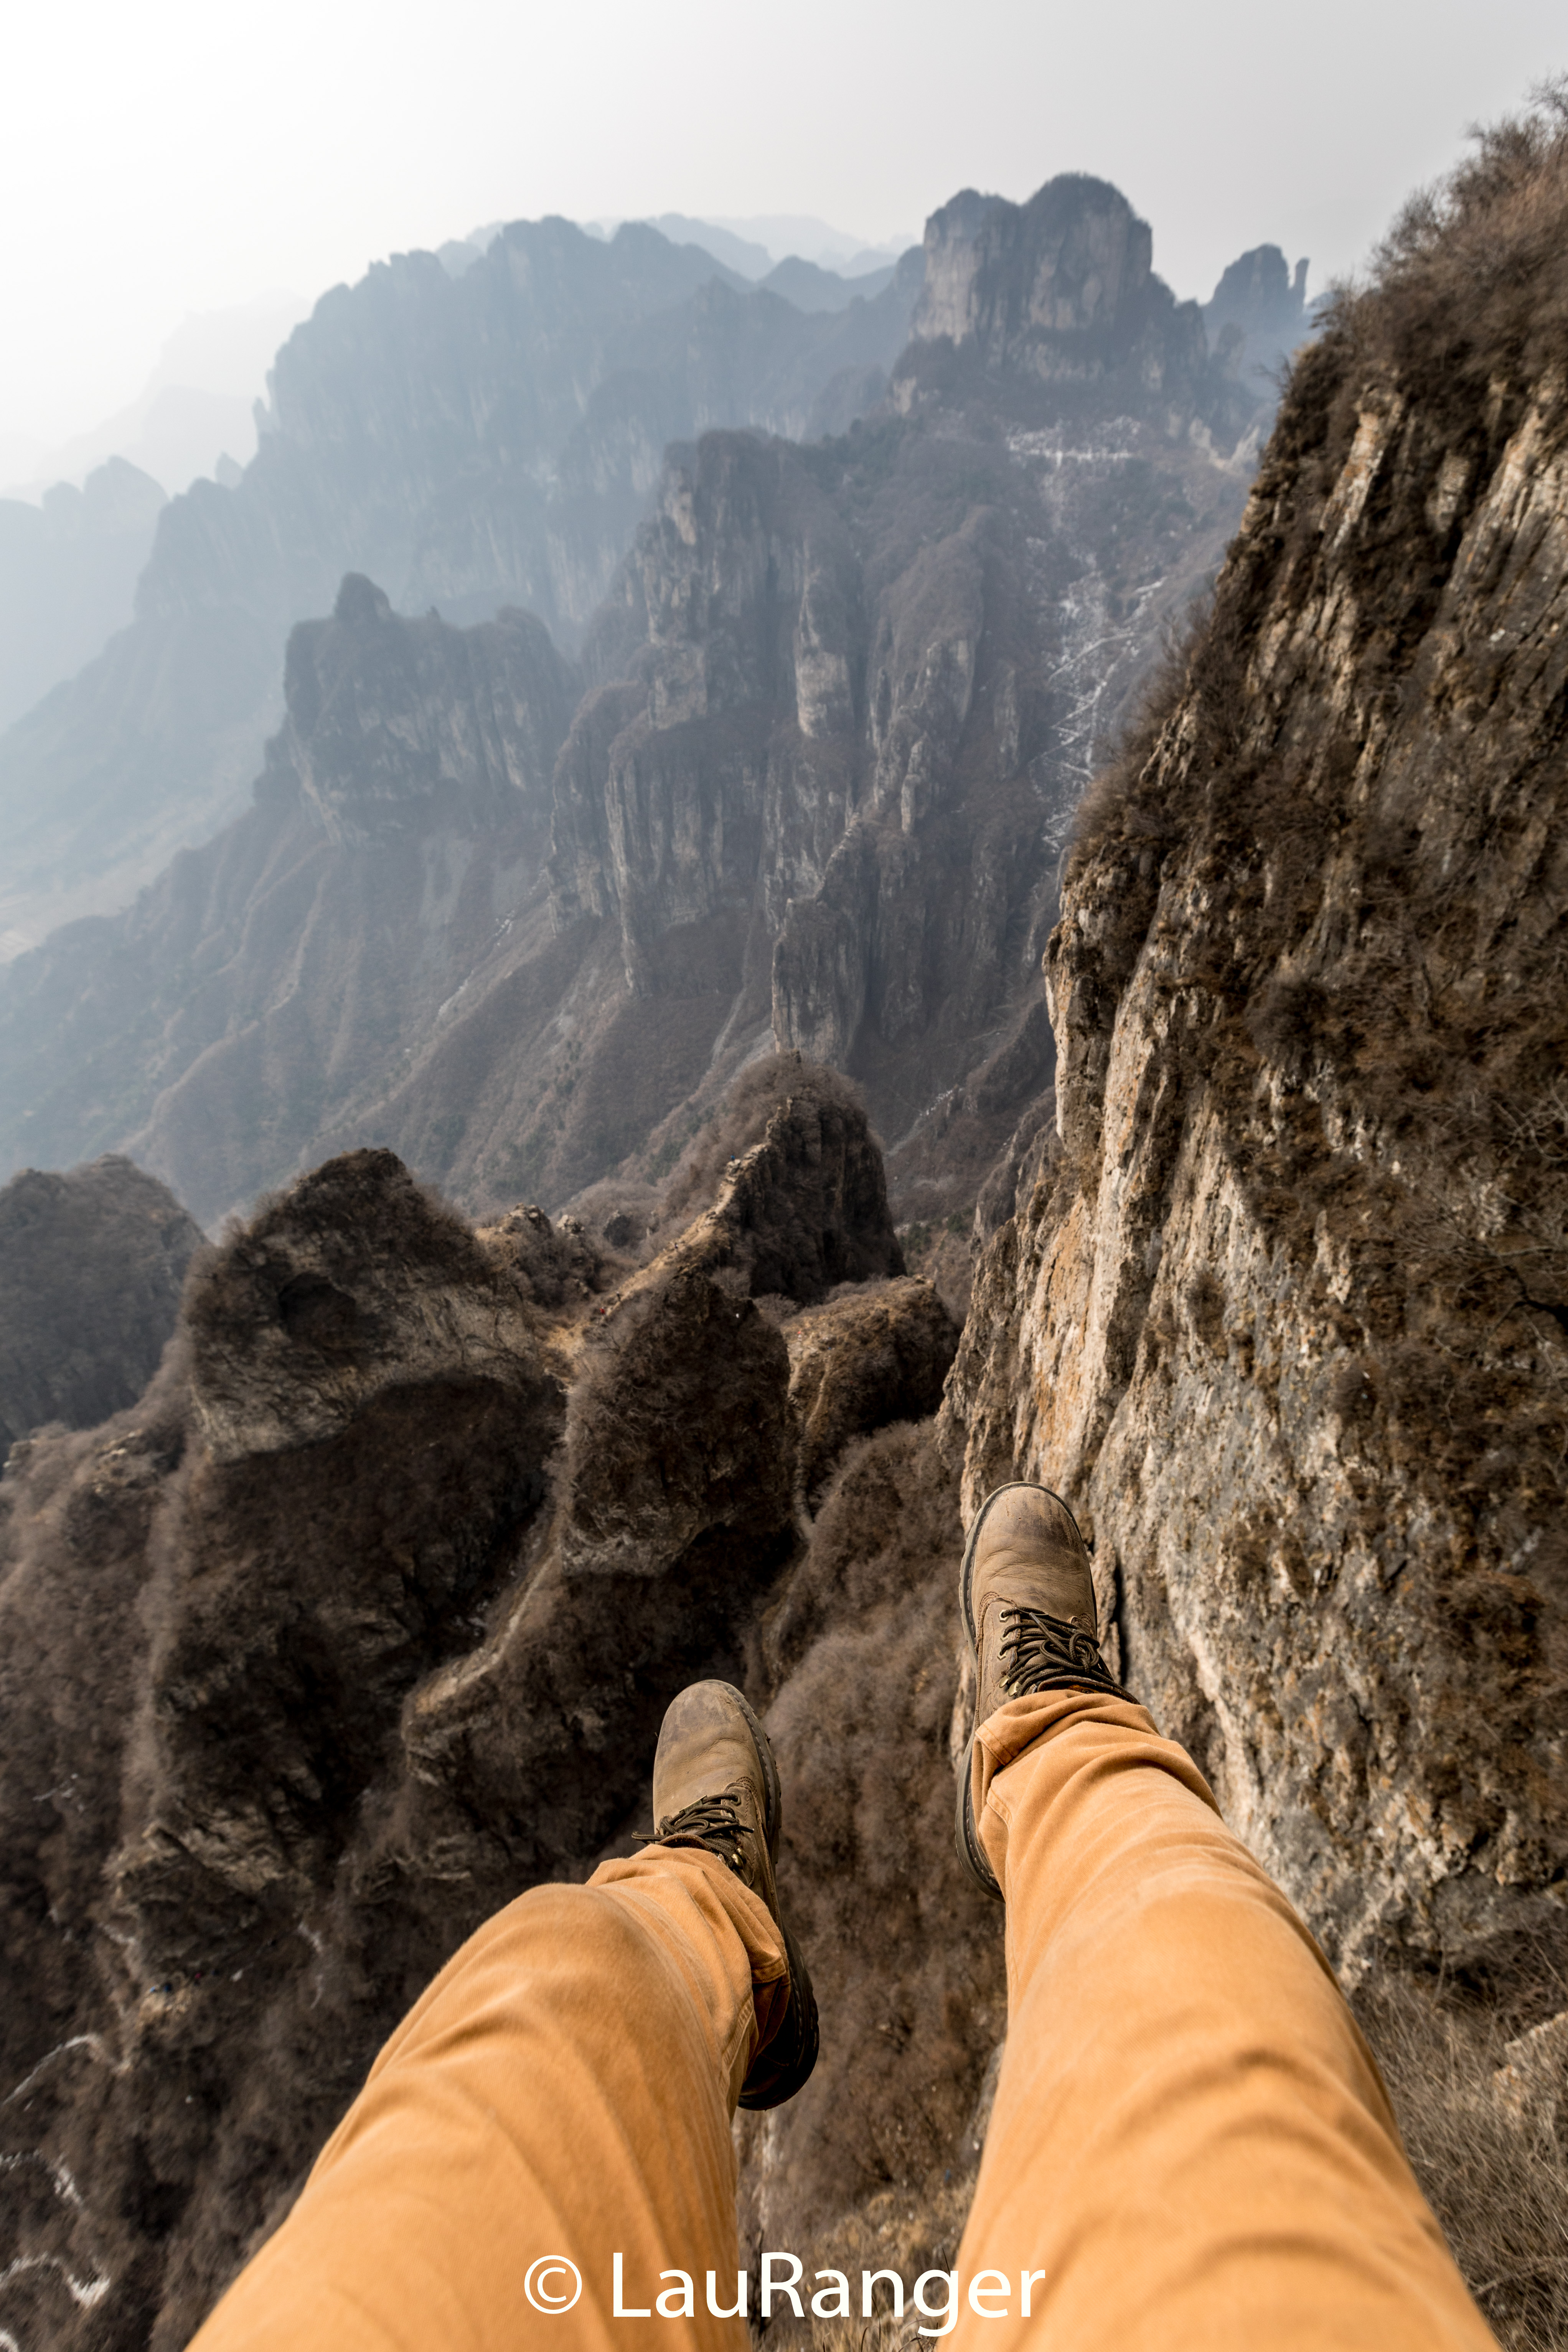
[650,1679,819,2109]
[955,1483,1130,1900]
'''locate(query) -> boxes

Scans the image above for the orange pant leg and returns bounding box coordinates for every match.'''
[950,1691,1496,2352]
[189,1846,785,2352]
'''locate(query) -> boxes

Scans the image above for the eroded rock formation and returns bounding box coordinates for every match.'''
[0,587,575,1221]
[0,1069,997,2349]
[908,174,1210,414]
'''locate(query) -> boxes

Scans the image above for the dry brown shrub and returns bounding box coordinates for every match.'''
[735,1424,1005,2260]
[654,1054,868,1228]
[1359,1970,1568,2350]
[1347,79,1568,429]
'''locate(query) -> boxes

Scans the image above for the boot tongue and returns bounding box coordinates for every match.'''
[979,1544,1093,1631]
[652,1704,756,1824]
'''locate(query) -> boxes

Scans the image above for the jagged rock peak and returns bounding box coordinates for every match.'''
[914,173,1158,348]
[1204,244,1309,337]
[663,1076,905,1302]
[902,169,1215,420]
[0,1058,982,2348]
[277,577,577,846]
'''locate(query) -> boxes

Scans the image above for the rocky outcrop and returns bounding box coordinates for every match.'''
[0,588,575,1223]
[0,1065,993,2350]
[1203,243,1312,389]
[0,1154,202,1453]
[282,575,574,847]
[785,1277,960,1503]
[900,175,1246,438]
[669,1078,906,1299]
[913,176,1178,354]
[944,136,1568,1981]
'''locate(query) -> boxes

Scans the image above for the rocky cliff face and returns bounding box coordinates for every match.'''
[0,1069,991,2350]
[910,175,1205,410]
[899,175,1270,447]
[281,573,574,847]
[0,224,920,955]
[0,1154,202,1453]
[945,127,1568,1983]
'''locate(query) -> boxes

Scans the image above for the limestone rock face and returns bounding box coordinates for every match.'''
[944,296,1568,1980]
[906,175,1215,425]
[549,436,863,990]
[0,1154,202,1453]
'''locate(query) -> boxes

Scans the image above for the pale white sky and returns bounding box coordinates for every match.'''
[3,0,1562,452]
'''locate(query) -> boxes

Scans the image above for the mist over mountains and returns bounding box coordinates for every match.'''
[0,220,925,958]
[0,174,1306,1227]
[3,86,1567,2352]
[0,186,1302,964]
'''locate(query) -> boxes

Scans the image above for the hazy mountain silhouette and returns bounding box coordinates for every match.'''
[0,221,922,955]
[0,178,1299,1236]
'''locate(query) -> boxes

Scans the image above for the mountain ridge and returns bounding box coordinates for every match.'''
[0,175,1303,1231]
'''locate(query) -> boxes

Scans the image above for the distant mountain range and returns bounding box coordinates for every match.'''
[0,220,930,957]
[0,175,1312,1233]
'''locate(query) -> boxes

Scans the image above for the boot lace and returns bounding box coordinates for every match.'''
[643,1789,754,1875]
[999,1606,1129,1700]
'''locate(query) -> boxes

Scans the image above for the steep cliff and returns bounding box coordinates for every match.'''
[0,1068,991,2351]
[946,104,1568,1984]
[908,175,1208,414]
[0,223,920,954]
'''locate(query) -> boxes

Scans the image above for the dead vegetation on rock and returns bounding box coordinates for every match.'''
[0,1059,988,2349]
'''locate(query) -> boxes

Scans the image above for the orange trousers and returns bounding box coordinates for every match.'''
[190,1693,1495,2352]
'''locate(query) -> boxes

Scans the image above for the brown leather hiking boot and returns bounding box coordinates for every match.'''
[955,1483,1131,1900]
[649,1679,819,2109]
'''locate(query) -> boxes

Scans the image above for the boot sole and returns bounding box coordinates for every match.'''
[953,1482,1089,1904]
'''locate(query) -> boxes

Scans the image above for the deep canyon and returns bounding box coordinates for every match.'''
[0,118,1565,2352]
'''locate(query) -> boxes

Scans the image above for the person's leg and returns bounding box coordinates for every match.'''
[951,1693,1496,2352]
[189,1681,812,2352]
